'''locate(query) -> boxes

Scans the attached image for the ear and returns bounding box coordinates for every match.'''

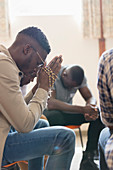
[23,44,32,55]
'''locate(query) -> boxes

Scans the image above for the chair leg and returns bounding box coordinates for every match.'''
[18,162,28,170]
[78,127,84,149]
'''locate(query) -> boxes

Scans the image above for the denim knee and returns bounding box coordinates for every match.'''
[64,128,76,147]
[99,127,110,151]
[34,119,50,129]
[52,127,75,155]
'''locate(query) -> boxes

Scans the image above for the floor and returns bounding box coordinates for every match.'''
[70,129,99,170]
[70,129,87,170]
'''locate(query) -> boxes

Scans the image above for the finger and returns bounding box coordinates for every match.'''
[85,113,98,120]
[90,115,98,120]
[40,56,63,88]
[48,56,59,68]
[58,55,63,63]
[51,63,61,75]
[48,55,63,70]
[50,60,62,76]
[45,56,63,77]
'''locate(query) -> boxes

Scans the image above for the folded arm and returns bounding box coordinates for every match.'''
[0,56,62,133]
[47,87,98,120]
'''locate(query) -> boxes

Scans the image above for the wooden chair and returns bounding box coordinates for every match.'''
[65,125,84,149]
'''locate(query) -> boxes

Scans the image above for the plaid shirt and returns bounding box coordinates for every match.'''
[97,48,113,126]
[97,48,113,170]
[105,134,113,170]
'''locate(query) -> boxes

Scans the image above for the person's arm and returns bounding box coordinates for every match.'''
[79,86,98,120]
[24,83,38,104]
[47,90,98,119]
[0,56,62,133]
[0,60,48,133]
[79,86,97,106]
[48,97,97,114]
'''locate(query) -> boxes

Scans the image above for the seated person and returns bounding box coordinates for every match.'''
[44,65,105,170]
[11,87,48,170]
[0,26,76,170]
[97,49,113,170]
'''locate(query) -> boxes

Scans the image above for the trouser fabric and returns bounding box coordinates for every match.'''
[44,109,105,152]
[2,119,75,170]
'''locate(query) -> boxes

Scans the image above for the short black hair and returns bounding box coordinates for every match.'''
[18,26,51,54]
[70,65,84,86]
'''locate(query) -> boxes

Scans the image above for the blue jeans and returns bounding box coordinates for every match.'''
[98,127,112,170]
[44,109,104,152]
[2,119,75,170]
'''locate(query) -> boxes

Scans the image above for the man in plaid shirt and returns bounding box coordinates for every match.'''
[97,49,113,170]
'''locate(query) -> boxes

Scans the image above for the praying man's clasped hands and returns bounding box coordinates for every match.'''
[37,55,63,92]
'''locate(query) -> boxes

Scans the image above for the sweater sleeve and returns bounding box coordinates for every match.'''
[0,59,48,133]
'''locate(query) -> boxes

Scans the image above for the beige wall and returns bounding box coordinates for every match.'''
[8,16,98,105]
[2,15,113,131]
[3,15,113,107]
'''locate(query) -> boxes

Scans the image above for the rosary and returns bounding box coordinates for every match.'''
[42,66,57,88]
[37,51,58,88]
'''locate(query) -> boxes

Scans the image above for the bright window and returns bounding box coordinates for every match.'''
[8,0,81,16]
